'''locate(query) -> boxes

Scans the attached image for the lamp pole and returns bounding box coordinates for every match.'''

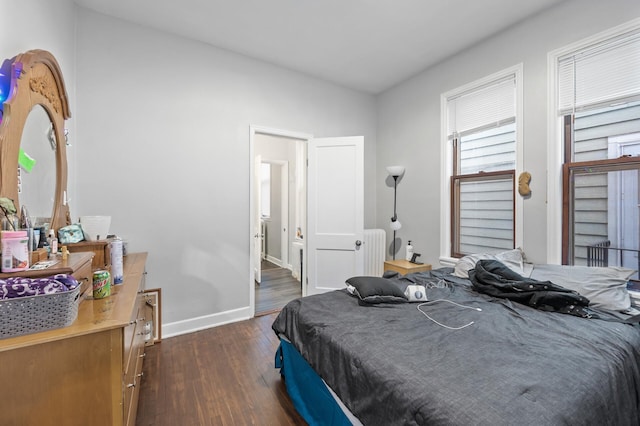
[386,166,404,261]
[391,175,398,260]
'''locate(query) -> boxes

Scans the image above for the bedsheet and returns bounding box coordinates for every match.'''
[272,272,640,425]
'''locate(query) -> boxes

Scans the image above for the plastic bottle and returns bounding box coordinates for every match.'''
[406,240,414,261]
[19,205,33,254]
[1,230,29,272]
[48,229,58,254]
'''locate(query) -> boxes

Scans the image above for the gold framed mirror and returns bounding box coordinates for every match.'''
[0,49,71,232]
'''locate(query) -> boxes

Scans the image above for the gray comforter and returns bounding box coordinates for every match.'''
[272,272,640,425]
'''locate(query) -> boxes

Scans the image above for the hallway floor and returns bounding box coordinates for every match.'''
[255,260,301,315]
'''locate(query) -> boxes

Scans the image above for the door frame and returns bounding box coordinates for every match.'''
[249,125,312,317]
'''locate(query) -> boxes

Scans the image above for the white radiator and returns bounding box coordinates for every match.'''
[363,229,385,276]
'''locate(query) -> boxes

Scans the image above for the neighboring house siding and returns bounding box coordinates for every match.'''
[572,104,640,265]
[459,126,515,254]
[460,177,514,253]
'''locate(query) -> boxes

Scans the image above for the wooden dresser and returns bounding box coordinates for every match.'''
[0,252,148,426]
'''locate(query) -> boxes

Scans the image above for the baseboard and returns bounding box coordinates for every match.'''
[265,255,282,267]
[162,306,253,339]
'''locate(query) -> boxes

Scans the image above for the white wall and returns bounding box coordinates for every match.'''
[74,8,377,334]
[376,0,640,266]
[1,0,76,99]
[1,0,78,214]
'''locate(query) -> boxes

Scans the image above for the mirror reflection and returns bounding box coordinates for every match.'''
[19,105,55,226]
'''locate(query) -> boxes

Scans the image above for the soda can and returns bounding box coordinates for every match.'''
[93,270,111,299]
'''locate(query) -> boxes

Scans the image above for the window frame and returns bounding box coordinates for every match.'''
[450,169,516,258]
[562,155,640,264]
[440,64,524,265]
[547,18,640,264]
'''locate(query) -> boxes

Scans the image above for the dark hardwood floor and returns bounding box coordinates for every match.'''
[255,261,301,315]
[136,312,306,425]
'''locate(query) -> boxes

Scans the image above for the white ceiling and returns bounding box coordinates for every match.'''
[73,0,567,94]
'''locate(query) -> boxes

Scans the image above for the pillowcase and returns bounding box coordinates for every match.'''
[530,264,635,312]
[453,248,525,279]
[345,276,407,304]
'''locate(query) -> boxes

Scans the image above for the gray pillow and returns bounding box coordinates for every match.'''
[530,264,635,312]
[345,276,407,304]
[453,248,525,279]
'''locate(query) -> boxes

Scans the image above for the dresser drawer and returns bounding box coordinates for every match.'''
[124,304,143,375]
[123,290,146,426]
[124,339,145,426]
[73,255,94,296]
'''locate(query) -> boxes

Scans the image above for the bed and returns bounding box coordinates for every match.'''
[272,254,640,425]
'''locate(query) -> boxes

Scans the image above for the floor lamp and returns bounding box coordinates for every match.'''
[386,166,405,260]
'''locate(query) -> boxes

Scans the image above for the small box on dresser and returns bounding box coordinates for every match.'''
[66,239,112,271]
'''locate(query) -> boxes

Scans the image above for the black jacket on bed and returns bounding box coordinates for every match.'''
[469,259,593,318]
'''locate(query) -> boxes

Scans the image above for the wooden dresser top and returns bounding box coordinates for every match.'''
[0,252,148,352]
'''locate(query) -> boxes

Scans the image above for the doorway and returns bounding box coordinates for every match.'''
[258,160,289,269]
[250,127,310,316]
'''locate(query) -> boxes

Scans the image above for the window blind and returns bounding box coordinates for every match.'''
[558,29,640,114]
[447,76,516,138]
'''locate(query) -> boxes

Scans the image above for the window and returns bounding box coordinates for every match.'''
[557,23,640,279]
[443,66,522,258]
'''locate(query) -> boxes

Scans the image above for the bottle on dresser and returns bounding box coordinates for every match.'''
[406,240,414,261]
[48,229,58,255]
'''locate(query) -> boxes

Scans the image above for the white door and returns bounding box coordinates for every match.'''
[307,136,364,296]
[253,155,262,284]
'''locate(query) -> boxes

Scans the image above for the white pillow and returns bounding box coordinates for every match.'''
[530,264,635,312]
[453,248,524,279]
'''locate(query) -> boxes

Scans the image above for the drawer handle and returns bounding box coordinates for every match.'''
[139,352,146,358]
[137,372,144,378]
[127,383,135,389]
[129,320,135,325]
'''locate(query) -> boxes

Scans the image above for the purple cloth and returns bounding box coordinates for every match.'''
[0,274,79,300]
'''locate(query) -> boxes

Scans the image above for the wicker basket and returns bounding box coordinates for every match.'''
[0,284,82,339]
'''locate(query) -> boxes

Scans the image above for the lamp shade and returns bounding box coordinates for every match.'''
[386,165,405,178]
[390,219,402,231]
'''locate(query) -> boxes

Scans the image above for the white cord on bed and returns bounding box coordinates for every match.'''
[417,299,482,330]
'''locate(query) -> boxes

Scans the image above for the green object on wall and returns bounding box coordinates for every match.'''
[18,149,36,173]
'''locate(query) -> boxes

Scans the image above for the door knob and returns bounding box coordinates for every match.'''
[355,240,362,247]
